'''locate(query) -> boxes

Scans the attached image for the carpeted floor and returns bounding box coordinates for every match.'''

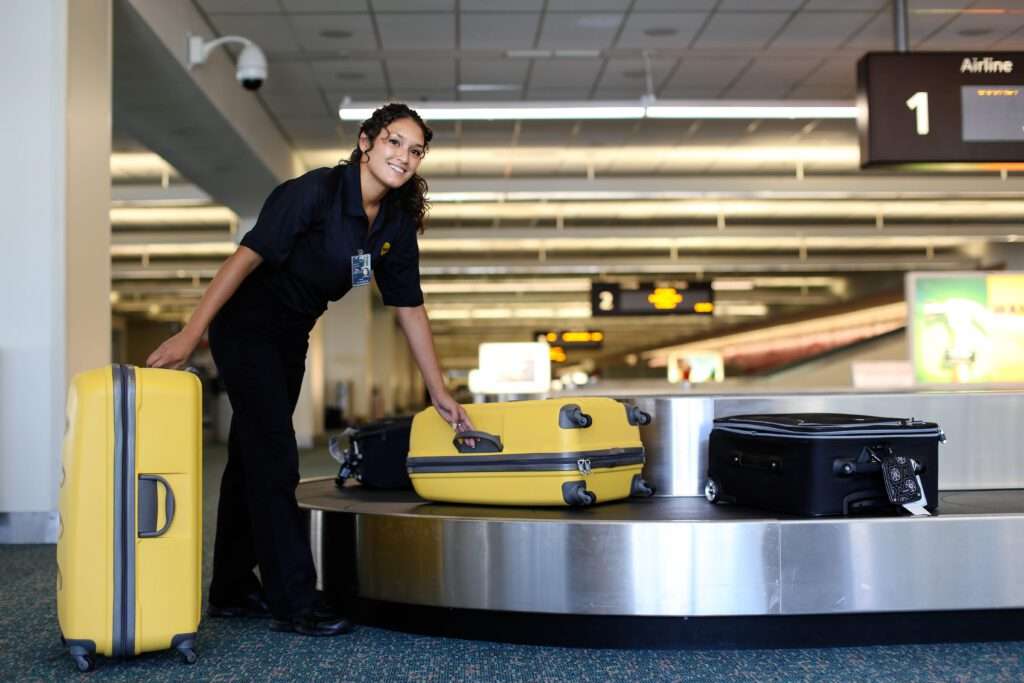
[2,441,1024,681]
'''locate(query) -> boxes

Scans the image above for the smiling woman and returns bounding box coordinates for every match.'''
[346,104,432,235]
[145,102,474,638]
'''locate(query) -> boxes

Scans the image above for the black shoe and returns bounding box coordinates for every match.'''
[207,591,272,618]
[269,607,353,637]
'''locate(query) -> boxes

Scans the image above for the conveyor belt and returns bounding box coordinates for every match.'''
[299,479,1024,617]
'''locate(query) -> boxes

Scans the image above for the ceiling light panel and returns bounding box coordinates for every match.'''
[302,144,861,174]
[421,278,592,294]
[337,99,856,122]
[110,242,237,257]
[424,198,1024,221]
[110,153,180,181]
[110,206,237,225]
[417,235,972,253]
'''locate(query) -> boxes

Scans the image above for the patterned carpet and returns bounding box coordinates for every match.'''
[2,441,1024,681]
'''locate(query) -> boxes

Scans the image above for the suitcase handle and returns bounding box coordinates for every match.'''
[138,474,176,538]
[453,430,503,453]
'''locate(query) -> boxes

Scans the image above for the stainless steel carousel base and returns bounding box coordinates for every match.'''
[299,479,1024,617]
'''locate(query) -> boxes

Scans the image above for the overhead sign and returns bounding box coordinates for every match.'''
[591,282,714,316]
[858,52,1024,166]
[534,330,605,349]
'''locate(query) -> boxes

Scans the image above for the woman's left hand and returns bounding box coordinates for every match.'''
[431,390,475,438]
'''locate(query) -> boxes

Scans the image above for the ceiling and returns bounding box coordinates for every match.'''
[111,0,1024,373]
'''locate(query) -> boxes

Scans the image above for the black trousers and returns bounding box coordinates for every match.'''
[207,281,318,619]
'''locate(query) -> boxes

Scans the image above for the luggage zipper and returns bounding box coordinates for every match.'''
[714,423,942,439]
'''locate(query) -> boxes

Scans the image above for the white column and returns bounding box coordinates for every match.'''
[370,305,398,417]
[0,0,111,542]
[292,320,324,449]
[322,285,374,423]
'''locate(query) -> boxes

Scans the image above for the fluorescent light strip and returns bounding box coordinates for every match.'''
[427,305,592,320]
[425,198,1024,220]
[417,235,973,253]
[339,100,856,122]
[647,103,856,119]
[422,278,591,294]
[111,242,236,257]
[340,103,646,121]
[111,206,237,225]
[302,145,860,173]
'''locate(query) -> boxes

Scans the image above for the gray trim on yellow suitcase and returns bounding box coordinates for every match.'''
[112,365,136,658]
[407,447,644,474]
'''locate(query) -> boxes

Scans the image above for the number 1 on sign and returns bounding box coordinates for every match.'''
[906,91,930,135]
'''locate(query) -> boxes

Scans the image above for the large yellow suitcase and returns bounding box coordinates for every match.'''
[57,365,202,672]
[408,397,653,506]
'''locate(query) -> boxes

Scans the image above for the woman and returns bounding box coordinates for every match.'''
[147,103,473,637]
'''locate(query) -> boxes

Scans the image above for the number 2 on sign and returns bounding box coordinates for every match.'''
[906,91,930,135]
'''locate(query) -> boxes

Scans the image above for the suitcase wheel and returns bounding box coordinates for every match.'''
[562,481,597,506]
[629,475,655,498]
[559,405,593,429]
[73,654,94,672]
[626,405,652,426]
[704,478,720,504]
[173,635,199,665]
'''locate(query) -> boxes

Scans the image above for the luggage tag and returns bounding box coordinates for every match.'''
[878,453,930,516]
[351,251,371,287]
[330,432,363,486]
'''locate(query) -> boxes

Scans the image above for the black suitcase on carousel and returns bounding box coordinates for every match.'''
[331,416,413,490]
[705,413,943,516]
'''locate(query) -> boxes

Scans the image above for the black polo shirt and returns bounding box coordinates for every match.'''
[240,163,424,319]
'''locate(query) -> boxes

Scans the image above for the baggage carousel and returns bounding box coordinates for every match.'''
[298,392,1024,621]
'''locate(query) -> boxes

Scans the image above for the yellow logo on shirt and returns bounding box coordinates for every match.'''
[381,242,391,256]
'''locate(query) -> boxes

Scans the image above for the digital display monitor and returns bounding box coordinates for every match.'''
[475,342,551,394]
[907,272,1024,385]
[961,85,1024,142]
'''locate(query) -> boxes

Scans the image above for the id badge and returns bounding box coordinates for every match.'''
[351,252,371,287]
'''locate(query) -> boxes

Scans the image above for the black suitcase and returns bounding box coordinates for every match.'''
[330,416,413,490]
[705,413,943,516]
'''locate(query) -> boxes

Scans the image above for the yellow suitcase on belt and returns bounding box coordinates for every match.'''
[408,397,653,506]
[57,365,202,672]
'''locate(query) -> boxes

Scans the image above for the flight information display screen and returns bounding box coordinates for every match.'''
[858,52,1024,165]
[591,282,713,317]
[961,85,1024,142]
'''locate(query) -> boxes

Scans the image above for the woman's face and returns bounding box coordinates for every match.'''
[359,117,426,190]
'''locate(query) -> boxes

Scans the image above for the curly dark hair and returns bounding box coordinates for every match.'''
[345,103,433,233]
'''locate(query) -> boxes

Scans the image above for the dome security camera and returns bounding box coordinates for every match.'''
[188,34,268,92]
[236,43,267,91]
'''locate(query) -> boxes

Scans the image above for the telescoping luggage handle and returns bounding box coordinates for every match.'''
[138,474,176,538]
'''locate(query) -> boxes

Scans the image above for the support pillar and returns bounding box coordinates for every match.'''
[0,0,112,542]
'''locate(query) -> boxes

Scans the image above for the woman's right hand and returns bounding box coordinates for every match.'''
[146,330,199,369]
